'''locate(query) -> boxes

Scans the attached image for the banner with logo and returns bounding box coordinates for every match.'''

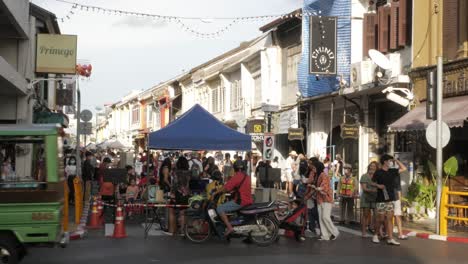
[309,16,337,75]
[36,34,77,74]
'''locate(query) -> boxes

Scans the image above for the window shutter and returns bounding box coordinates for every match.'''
[378,6,391,53]
[443,0,459,60]
[398,0,408,47]
[363,13,378,58]
[390,1,399,50]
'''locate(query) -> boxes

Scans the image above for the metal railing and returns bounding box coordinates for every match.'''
[440,186,468,236]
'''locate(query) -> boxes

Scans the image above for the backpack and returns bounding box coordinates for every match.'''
[100,182,114,196]
[299,160,308,176]
[296,182,308,198]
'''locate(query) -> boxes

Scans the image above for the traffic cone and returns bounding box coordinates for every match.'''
[112,203,127,238]
[87,199,102,229]
[97,198,104,225]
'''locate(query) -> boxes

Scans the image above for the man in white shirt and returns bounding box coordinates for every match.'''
[285,151,298,198]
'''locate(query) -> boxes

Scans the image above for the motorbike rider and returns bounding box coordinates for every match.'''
[214,159,252,236]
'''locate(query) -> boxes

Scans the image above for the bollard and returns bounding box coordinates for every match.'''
[74,177,83,225]
[439,186,449,236]
[63,180,69,232]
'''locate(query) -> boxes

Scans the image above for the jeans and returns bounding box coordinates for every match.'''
[308,201,320,231]
[217,201,242,215]
[318,202,339,240]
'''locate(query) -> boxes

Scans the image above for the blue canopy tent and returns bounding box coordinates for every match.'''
[148,104,251,151]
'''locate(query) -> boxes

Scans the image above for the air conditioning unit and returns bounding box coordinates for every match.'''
[351,60,375,90]
[386,53,402,78]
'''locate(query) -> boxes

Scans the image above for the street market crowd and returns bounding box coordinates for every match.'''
[62,148,408,245]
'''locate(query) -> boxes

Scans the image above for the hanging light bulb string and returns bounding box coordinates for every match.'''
[50,0,351,38]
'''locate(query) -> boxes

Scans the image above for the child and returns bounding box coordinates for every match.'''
[126,179,139,204]
[280,199,307,242]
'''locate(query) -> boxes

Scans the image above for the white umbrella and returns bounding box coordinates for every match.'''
[105,139,127,149]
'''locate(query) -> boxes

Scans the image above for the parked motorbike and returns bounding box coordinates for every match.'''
[184,194,279,246]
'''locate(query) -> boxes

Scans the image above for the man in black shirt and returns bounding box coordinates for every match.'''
[372,154,407,246]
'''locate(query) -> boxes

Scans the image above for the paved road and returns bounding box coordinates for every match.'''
[22,224,468,264]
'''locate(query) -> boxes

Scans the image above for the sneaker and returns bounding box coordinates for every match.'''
[372,235,380,244]
[162,231,173,236]
[398,235,409,240]
[299,236,306,242]
[318,236,330,241]
[387,239,401,246]
[331,233,339,240]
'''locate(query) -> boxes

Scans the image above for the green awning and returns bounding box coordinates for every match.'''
[33,111,69,128]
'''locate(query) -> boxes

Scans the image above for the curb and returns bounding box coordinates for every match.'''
[331,213,468,244]
[402,230,468,244]
[70,199,91,241]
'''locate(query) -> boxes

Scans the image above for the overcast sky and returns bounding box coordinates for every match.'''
[32,0,302,113]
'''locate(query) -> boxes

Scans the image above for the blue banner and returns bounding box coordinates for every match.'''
[298,0,351,98]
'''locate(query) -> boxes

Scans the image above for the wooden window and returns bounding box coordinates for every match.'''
[131,106,139,125]
[378,5,391,53]
[390,1,399,50]
[230,80,242,111]
[211,86,223,113]
[363,13,378,57]
[398,0,409,47]
[443,0,459,60]
[253,74,262,107]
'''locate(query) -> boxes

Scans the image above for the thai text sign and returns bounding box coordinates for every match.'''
[340,123,359,139]
[36,34,77,74]
[288,128,304,141]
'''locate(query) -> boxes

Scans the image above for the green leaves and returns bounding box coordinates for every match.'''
[443,156,458,178]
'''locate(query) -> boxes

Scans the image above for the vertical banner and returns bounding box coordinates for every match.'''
[309,16,337,75]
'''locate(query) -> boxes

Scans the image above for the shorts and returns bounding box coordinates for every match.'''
[285,170,294,182]
[376,202,394,214]
[360,200,376,209]
[393,200,402,216]
[216,201,242,215]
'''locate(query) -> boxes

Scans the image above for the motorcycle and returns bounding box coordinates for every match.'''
[184,193,279,246]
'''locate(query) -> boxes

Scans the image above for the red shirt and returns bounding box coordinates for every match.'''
[225,171,252,206]
[316,172,333,204]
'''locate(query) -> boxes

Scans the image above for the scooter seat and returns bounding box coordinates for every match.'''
[241,202,274,211]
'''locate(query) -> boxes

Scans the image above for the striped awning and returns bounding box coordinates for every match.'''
[388,95,468,132]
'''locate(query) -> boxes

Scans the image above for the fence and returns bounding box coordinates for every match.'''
[440,186,468,236]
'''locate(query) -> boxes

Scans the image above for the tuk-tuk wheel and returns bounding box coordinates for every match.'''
[0,236,19,264]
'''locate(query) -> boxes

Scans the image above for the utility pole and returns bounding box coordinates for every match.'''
[435,56,443,234]
[75,78,81,178]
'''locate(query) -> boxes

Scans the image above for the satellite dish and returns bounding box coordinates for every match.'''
[368,49,392,70]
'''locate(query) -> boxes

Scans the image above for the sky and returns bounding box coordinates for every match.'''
[32,0,302,113]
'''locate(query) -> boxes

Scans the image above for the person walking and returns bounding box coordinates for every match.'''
[360,161,379,237]
[337,164,358,225]
[310,160,339,241]
[286,151,298,199]
[65,156,77,205]
[372,154,406,246]
[82,151,95,201]
[304,157,321,238]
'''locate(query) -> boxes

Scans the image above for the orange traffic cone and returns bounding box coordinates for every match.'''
[87,199,102,229]
[97,198,104,225]
[113,203,127,238]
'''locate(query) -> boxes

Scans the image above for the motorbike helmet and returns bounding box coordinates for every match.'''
[233,160,245,171]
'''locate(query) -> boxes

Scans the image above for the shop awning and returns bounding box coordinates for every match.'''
[33,111,69,128]
[388,95,468,132]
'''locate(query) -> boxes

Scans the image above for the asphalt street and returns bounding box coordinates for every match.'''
[22,224,468,264]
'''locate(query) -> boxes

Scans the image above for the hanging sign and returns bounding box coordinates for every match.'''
[288,128,304,141]
[340,123,359,139]
[36,34,77,74]
[263,133,275,161]
[309,16,337,75]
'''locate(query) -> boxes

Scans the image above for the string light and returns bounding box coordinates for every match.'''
[51,0,351,38]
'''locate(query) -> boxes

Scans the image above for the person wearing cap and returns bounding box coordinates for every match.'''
[285,150,299,198]
[337,163,358,225]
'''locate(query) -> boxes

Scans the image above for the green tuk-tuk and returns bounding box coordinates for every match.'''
[0,124,68,263]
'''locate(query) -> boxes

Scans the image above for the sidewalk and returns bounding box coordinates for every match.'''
[331,203,468,243]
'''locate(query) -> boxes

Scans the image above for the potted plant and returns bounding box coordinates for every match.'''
[416,183,437,219]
